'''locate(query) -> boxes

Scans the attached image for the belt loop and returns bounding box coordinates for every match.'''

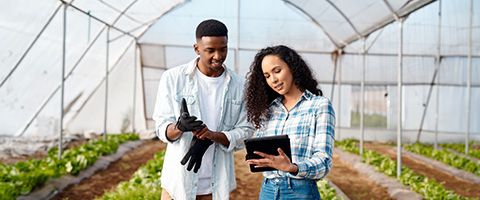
[264,178,268,185]
[287,177,292,189]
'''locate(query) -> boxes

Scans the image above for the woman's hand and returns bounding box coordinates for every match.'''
[246,148,298,174]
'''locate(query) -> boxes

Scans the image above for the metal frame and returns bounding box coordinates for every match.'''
[396,17,405,178]
[283,0,342,49]
[0,4,63,89]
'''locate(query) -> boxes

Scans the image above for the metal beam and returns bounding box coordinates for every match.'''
[342,0,436,47]
[98,0,142,24]
[135,1,191,41]
[283,0,341,49]
[0,4,63,89]
[325,0,363,38]
[59,0,137,39]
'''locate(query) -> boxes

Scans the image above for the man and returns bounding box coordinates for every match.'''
[153,19,253,200]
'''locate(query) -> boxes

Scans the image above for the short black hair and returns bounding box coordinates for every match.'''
[195,19,228,39]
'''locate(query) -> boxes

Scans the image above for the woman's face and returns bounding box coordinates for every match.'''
[261,55,296,96]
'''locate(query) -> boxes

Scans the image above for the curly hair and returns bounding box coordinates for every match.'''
[245,45,323,128]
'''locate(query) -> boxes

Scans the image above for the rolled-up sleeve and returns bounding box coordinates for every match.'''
[296,98,335,179]
[219,99,254,152]
[152,71,177,144]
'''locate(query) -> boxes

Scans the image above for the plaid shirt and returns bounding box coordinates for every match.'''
[255,90,335,180]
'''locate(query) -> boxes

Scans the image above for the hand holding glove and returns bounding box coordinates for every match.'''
[175,98,204,132]
[180,136,213,173]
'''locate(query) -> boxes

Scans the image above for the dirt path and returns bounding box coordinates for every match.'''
[365,142,480,198]
[231,150,263,199]
[53,139,166,200]
[327,153,393,200]
[49,141,404,200]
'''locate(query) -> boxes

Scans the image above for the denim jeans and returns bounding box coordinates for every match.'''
[259,177,320,200]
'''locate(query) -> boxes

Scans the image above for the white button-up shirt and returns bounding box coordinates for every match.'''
[153,58,253,200]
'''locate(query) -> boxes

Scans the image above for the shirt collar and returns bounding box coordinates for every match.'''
[271,89,315,107]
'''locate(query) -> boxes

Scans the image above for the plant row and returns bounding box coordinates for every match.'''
[97,149,343,200]
[405,143,480,177]
[317,179,342,200]
[0,133,139,200]
[336,139,470,200]
[440,142,480,160]
[98,150,165,200]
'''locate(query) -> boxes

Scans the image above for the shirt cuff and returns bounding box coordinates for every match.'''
[218,130,235,152]
[295,162,308,177]
[157,122,175,143]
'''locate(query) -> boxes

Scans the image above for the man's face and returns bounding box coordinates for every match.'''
[194,36,228,77]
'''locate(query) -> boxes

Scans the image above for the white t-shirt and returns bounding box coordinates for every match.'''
[195,67,227,195]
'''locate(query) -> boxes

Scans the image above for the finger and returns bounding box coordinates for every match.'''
[194,160,201,173]
[253,151,270,158]
[193,126,208,135]
[277,148,288,158]
[181,98,189,116]
[187,159,195,171]
[196,130,210,139]
[278,148,292,162]
[184,116,197,122]
[180,154,190,165]
[191,120,203,127]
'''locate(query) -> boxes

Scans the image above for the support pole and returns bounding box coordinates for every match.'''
[434,0,442,150]
[132,43,138,133]
[465,0,473,154]
[59,3,67,160]
[397,18,404,179]
[235,0,240,73]
[360,38,366,156]
[337,49,343,139]
[104,27,110,141]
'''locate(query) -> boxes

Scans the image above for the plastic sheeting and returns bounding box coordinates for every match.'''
[0,0,479,143]
[139,0,479,143]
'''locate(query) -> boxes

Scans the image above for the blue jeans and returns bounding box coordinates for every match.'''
[259,177,320,200]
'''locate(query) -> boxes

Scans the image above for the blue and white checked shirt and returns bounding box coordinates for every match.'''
[255,90,335,180]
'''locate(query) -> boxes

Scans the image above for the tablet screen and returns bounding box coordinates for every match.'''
[244,135,292,172]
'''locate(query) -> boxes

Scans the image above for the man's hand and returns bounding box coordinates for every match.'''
[175,98,204,132]
[180,137,213,173]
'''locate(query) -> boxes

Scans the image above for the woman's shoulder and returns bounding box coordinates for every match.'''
[307,95,333,113]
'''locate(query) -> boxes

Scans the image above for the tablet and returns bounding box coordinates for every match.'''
[244,135,292,172]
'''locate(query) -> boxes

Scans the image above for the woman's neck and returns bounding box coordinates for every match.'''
[282,87,303,111]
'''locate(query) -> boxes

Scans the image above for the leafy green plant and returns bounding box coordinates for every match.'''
[336,139,470,200]
[0,133,139,200]
[405,143,480,177]
[98,151,165,200]
[317,179,342,200]
[441,142,480,160]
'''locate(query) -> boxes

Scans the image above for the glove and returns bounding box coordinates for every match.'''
[180,136,213,173]
[175,98,204,132]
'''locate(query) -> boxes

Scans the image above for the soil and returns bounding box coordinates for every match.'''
[327,153,393,200]
[365,142,480,198]
[230,150,263,199]
[49,142,399,200]
[42,140,480,199]
[52,139,166,200]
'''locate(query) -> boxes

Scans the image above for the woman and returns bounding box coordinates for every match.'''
[245,45,335,200]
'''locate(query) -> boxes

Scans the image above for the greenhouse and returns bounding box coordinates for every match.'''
[1,0,479,199]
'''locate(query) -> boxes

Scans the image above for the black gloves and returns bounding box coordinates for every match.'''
[175,98,204,132]
[180,136,213,173]
[176,98,213,173]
